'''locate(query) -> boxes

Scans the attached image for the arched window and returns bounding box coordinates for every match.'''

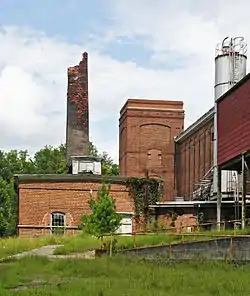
[51,212,66,235]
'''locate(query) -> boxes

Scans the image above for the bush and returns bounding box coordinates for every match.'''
[80,182,122,238]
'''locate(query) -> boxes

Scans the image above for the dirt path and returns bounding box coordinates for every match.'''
[2,245,95,261]
[12,245,63,258]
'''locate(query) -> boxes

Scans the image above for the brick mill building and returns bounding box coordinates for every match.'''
[16,37,250,237]
[17,53,136,237]
[119,99,184,201]
[17,175,134,237]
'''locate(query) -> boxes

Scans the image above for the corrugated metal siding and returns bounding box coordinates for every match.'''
[218,78,250,166]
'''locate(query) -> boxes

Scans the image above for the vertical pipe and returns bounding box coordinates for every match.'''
[214,99,221,229]
[198,135,201,180]
[204,131,207,174]
[188,141,191,200]
[209,128,212,168]
[242,153,246,229]
[217,168,222,230]
[203,132,206,176]
[183,145,186,197]
[193,138,196,196]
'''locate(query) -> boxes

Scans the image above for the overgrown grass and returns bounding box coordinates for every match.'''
[53,234,189,255]
[0,234,99,259]
[53,234,101,255]
[109,234,182,250]
[2,228,250,259]
[53,228,250,255]
[1,255,250,295]
[53,231,241,255]
[0,235,64,259]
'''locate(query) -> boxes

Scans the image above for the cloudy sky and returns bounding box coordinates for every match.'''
[0,0,249,162]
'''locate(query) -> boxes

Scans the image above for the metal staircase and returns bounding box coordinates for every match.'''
[193,167,214,201]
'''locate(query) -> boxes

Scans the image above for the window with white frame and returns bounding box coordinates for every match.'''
[51,212,66,235]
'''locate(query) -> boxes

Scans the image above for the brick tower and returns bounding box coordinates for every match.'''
[119,99,184,201]
[66,53,89,166]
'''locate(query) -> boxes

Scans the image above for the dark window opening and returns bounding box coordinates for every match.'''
[51,212,66,235]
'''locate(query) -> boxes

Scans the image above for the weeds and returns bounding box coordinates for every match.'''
[0,256,250,295]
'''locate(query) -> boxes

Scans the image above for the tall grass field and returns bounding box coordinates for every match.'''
[2,228,250,259]
[1,231,250,294]
[0,256,250,295]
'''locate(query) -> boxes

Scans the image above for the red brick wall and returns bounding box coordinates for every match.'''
[18,178,134,237]
[119,99,184,201]
[175,114,214,199]
[66,52,89,165]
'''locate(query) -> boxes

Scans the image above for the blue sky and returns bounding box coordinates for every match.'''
[0,0,109,40]
[0,0,249,161]
[0,0,153,66]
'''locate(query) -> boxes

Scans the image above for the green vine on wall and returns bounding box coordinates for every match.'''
[126,177,163,224]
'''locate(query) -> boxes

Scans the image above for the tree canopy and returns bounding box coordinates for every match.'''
[0,142,119,237]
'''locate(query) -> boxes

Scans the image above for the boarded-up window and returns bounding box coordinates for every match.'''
[147,149,162,167]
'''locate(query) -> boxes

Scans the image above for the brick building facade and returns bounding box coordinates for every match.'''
[175,108,214,199]
[17,175,134,237]
[119,99,184,201]
[16,52,250,237]
[175,75,250,201]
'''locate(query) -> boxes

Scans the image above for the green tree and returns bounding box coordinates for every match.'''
[81,183,122,238]
[88,142,119,176]
[0,150,35,182]
[0,177,16,236]
[33,144,67,174]
[88,142,99,157]
[0,150,35,236]
[100,152,119,176]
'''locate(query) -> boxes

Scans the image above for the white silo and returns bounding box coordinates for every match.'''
[214,37,247,101]
[213,37,247,224]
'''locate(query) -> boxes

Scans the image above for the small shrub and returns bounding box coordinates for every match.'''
[80,182,122,238]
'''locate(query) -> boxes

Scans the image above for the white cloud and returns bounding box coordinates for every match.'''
[1,1,250,162]
[0,25,203,161]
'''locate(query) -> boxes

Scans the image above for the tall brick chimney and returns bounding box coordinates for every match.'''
[66,52,89,166]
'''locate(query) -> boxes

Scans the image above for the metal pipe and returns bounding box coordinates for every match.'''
[188,140,191,200]
[217,168,222,231]
[242,153,246,229]
[193,138,196,196]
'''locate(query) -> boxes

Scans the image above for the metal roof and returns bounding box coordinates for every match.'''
[175,107,214,143]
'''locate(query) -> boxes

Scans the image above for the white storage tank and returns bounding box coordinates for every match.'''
[214,37,247,101]
[213,37,247,195]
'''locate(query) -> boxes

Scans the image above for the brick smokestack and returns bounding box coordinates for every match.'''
[66,52,89,166]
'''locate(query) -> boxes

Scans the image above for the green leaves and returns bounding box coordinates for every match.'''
[89,143,119,176]
[126,177,163,224]
[81,183,122,238]
[33,144,67,174]
[0,177,16,236]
